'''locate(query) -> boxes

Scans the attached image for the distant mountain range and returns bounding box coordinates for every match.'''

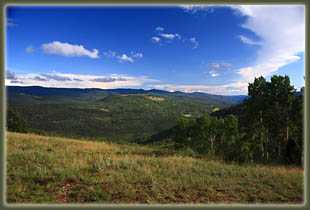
[6,86,248,142]
[6,86,248,105]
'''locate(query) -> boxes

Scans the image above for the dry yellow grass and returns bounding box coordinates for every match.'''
[145,95,165,101]
[6,132,304,204]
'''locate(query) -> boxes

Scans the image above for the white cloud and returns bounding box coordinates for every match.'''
[6,70,17,80]
[179,5,210,14]
[159,33,176,39]
[158,33,182,40]
[153,28,197,49]
[155,26,164,31]
[152,37,161,42]
[42,41,99,59]
[175,33,182,40]
[117,54,134,63]
[206,62,232,77]
[180,5,305,94]
[103,50,117,57]
[131,52,143,58]
[5,72,158,89]
[209,71,219,77]
[152,82,248,95]
[104,51,142,62]
[6,18,18,27]
[26,45,34,53]
[189,37,199,49]
[232,5,305,82]
[237,35,261,45]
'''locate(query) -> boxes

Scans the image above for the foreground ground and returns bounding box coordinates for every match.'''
[6,132,304,204]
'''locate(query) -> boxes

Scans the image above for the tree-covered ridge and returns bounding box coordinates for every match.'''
[173,75,303,165]
[6,86,246,141]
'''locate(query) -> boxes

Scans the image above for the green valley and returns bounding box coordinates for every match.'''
[7,86,246,141]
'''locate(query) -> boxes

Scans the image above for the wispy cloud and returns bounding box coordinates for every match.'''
[26,45,34,53]
[117,54,134,63]
[131,52,143,58]
[5,72,158,89]
[90,77,127,83]
[206,62,232,77]
[180,5,305,94]
[189,38,199,49]
[152,27,197,49]
[233,5,305,82]
[175,33,182,40]
[179,5,216,14]
[42,41,99,59]
[155,26,164,31]
[152,82,248,95]
[40,74,72,81]
[33,76,48,81]
[103,51,142,63]
[103,50,117,57]
[159,33,177,40]
[152,37,161,43]
[237,35,261,45]
[6,18,18,27]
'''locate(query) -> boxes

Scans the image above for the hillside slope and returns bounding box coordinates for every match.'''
[6,86,247,141]
[6,132,303,204]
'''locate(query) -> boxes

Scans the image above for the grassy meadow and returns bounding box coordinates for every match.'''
[6,132,304,205]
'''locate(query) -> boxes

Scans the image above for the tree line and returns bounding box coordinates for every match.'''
[173,75,303,165]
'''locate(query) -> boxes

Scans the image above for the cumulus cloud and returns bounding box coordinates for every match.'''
[189,37,199,49]
[26,45,34,53]
[232,5,305,82]
[5,72,158,89]
[180,5,305,94]
[117,54,134,63]
[152,37,161,43]
[42,41,99,59]
[155,26,164,31]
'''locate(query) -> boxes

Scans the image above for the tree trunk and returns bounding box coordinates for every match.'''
[211,136,214,155]
[260,110,264,159]
[266,128,269,160]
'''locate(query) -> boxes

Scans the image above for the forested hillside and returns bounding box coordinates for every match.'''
[172,75,303,165]
[6,86,246,141]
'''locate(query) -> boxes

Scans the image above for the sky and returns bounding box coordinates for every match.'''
[5,5,305,95]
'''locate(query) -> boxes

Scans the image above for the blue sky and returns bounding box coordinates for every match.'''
[5,5,305,95]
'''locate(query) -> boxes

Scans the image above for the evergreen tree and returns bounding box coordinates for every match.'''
[7,106,28,133]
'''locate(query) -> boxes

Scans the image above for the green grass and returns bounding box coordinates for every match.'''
[6,132,304,204]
